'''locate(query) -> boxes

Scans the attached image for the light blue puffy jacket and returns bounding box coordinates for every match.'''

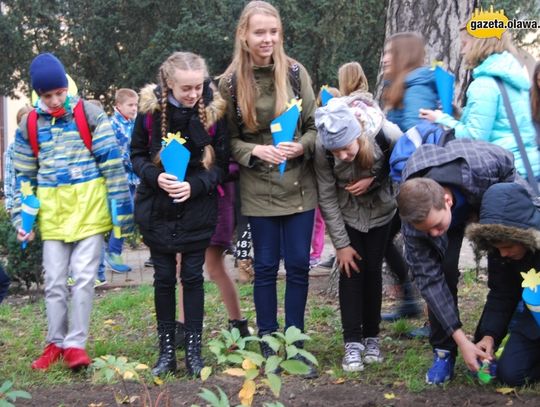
[437,51,539,179]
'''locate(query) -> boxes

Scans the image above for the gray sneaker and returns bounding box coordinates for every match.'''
[363,337,383,364]
[342,342,364,372]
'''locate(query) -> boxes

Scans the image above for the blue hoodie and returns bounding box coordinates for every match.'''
[437,51,539,179]
[386,66,439,132]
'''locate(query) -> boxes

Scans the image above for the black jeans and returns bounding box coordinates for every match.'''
[340,223,391,342]
[428,226,464,353]
[384,212,409,284]
[151,248,205,332]
[0,264,10,304]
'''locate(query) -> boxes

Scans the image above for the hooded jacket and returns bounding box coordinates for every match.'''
[130,82,228,253]
[13,97,133,242]
[217,63,317,217]
[386,66,439,132]
[436,51,539,179]
[467,182,540,345]
[314,93,401,248]
[401,139,525,336]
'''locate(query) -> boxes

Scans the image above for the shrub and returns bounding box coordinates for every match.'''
[0,205,43,292]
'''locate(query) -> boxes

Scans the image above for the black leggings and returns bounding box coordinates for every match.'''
[384,212,409,284]
[339,223,391,342]
[151,248,205,332]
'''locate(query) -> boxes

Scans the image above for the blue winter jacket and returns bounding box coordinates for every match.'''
[437,51,539,179]
[386,66,439,132]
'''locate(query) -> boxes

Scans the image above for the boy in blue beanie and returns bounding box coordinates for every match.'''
[13,53,133,371]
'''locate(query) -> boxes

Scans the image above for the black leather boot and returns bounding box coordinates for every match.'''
[185,330,204,377]
[229,318,250,337]
[175,321,185,349]
[258,330,282,374]
[292,341,318,379]
[151,321,177,376]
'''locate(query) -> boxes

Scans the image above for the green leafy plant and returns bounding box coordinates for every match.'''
[91,355,168,406]
[0,206,43,294]
[0,380,31,407]
[206,326,318,406]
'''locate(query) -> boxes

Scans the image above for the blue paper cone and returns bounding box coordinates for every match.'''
[160,139,191,182]
[434,66,455,115]
[271,104,301,176]
[320,88,334,107]
[523,287,540,327]
[21,194,40,249]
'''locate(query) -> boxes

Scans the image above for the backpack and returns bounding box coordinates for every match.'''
[27,99,92,157]
[389,120,455,183]
[225,63,301,127]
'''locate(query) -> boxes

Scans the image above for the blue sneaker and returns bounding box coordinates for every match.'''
[105,252,131,273]
[425,348,455,385]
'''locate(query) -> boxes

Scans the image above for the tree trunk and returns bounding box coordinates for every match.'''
[376,0,478,105]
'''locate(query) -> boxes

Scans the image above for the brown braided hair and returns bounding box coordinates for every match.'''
[156,52,215,170]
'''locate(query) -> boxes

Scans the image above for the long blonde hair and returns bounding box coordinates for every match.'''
[382,32,426,109]
[158,52,215,169]
[222,0,293,131]
[338,62,369,96]
[462,30,517,69]
[354,136,375,170]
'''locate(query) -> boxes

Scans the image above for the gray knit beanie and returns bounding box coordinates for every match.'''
[315,98,360,150]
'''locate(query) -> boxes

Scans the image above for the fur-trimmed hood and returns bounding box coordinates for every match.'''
[466,183,540,252]
[138,81,226,127]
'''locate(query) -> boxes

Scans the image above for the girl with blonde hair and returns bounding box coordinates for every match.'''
[131,51,228,377]
[219,0,318,377]
[420,29,539,182]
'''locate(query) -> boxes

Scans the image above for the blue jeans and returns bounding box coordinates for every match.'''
[249,210,314,334]
[0,264,10,304]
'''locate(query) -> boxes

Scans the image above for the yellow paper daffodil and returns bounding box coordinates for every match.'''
[20,181,34,198]
[521,268,540,292]
[162,131,187,146]
[286,97,303,112]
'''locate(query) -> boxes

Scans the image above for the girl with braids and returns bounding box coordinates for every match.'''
[218,0,318,377]
[131,52,228,377]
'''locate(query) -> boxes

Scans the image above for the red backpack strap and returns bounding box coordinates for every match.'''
[27,109,39,157]
[73,99,92,152]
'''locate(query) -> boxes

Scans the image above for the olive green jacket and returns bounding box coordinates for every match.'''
[218,63,317,216]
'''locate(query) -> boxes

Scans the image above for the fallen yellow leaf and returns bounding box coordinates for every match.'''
[384,393,396,400]
[103,319,116,325]
[123,371,134,380]
[496,387,515,395]
[200,366,212,381]
[242,358,257,370]
[333,378,345,384]
[153,376,164,386]
[135,364,149,370]
[239,379,256,406]
[224,368,246,377]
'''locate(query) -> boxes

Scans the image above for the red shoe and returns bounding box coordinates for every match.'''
[31,343,64,370]
[63,347,92,369]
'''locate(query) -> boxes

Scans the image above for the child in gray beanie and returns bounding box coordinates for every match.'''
[313,95,398,372]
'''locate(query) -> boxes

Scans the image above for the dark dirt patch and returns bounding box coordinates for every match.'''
[17,375,537,407]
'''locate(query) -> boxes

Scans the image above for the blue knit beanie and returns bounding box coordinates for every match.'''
[30,53,68,94]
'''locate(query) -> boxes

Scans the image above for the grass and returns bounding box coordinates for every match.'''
[1,276,540,398]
